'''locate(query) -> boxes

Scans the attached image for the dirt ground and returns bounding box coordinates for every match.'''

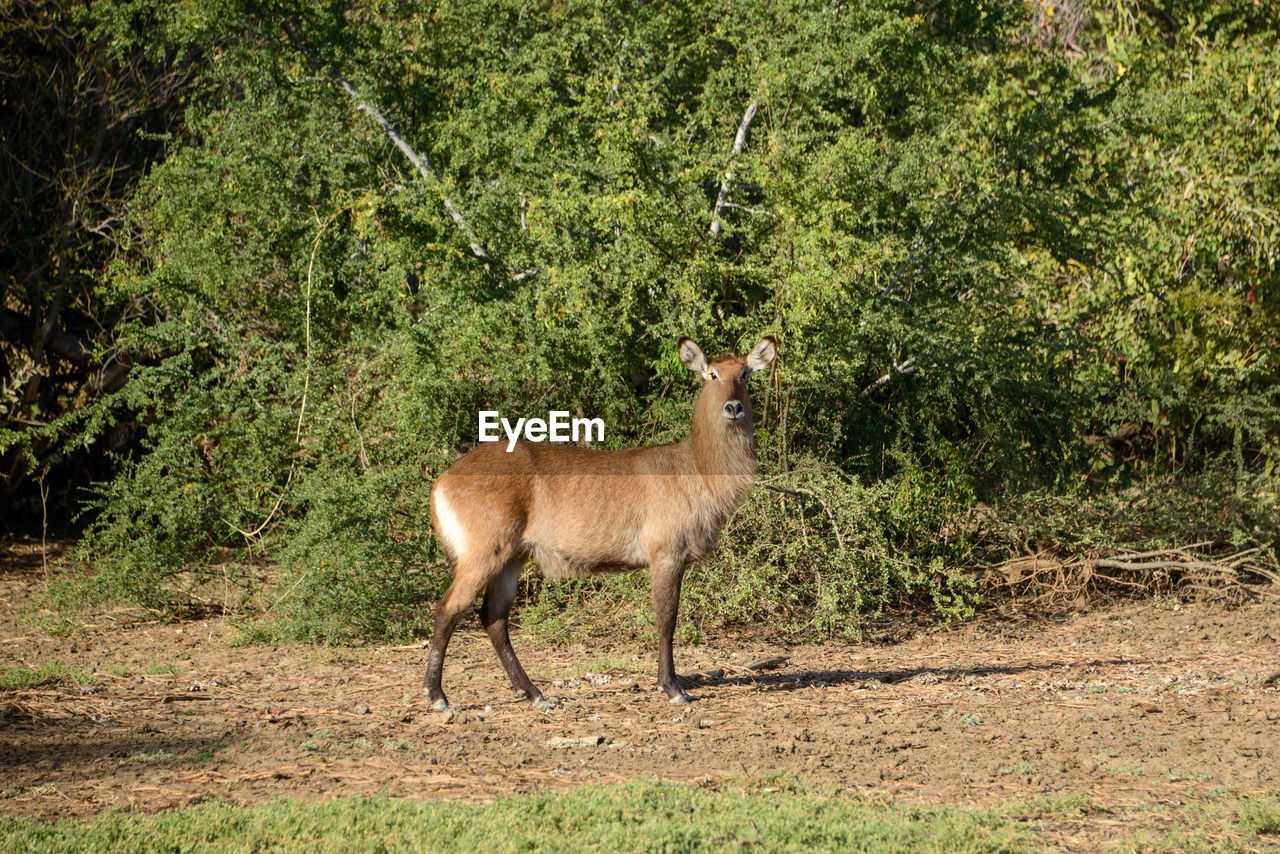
[2,542,1278,848]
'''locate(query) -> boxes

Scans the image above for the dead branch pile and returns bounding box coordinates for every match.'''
[1094,544,1279,600]
[984,543,1280,606]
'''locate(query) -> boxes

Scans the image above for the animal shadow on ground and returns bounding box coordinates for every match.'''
[0,714,216,771]
[682,659,1140,695]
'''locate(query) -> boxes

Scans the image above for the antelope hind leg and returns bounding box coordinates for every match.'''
[422,561,491,712]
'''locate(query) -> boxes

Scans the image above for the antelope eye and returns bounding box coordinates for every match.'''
[708,370,719,381]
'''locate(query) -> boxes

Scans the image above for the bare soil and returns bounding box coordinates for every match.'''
[2,542,1278,847]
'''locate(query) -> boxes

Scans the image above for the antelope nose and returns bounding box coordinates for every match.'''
[723,400,744,420]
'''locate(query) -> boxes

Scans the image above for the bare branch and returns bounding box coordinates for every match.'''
[281,20,536,279]
[860,359,916,396]
[710,98,759,238]
[760,482,846,555]
[333,78,485,257]
[0,309,88,365]
[719,202,774,218]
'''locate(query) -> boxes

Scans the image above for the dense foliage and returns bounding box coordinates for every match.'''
[3,0,1277,641]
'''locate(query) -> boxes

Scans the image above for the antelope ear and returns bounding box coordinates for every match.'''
[746,336,776,372]
[678,338,708,374]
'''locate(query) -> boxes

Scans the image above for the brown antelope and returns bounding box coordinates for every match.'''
[423,336,777,710]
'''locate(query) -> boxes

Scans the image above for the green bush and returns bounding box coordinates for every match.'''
[12,0,1276,641]
[272,464,442,645]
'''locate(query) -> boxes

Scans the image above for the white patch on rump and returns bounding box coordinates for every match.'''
[433,485,468,559]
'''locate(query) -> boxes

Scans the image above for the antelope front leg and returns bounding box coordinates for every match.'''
[650,557,690,704]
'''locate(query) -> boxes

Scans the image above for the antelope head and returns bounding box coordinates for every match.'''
[679,336,777,443]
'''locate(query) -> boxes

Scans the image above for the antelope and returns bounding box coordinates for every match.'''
[424,336,777,709]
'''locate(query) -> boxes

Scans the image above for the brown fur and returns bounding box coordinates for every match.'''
[423,336,776,709]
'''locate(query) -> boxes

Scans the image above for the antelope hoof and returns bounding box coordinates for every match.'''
[429,697,453,713]
[532,696,554,711]
[668,692,692,705]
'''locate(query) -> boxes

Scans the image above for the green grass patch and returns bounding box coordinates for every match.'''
[381,737,413,752]
[0,662,94,690]
[228,621,284,648]
[1003,793,1092,818]
[1238,795,1280,835]
[582,656,639,674]
[179,742,223,764]
[1,780,1275,852]
[0,779,1029,853]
